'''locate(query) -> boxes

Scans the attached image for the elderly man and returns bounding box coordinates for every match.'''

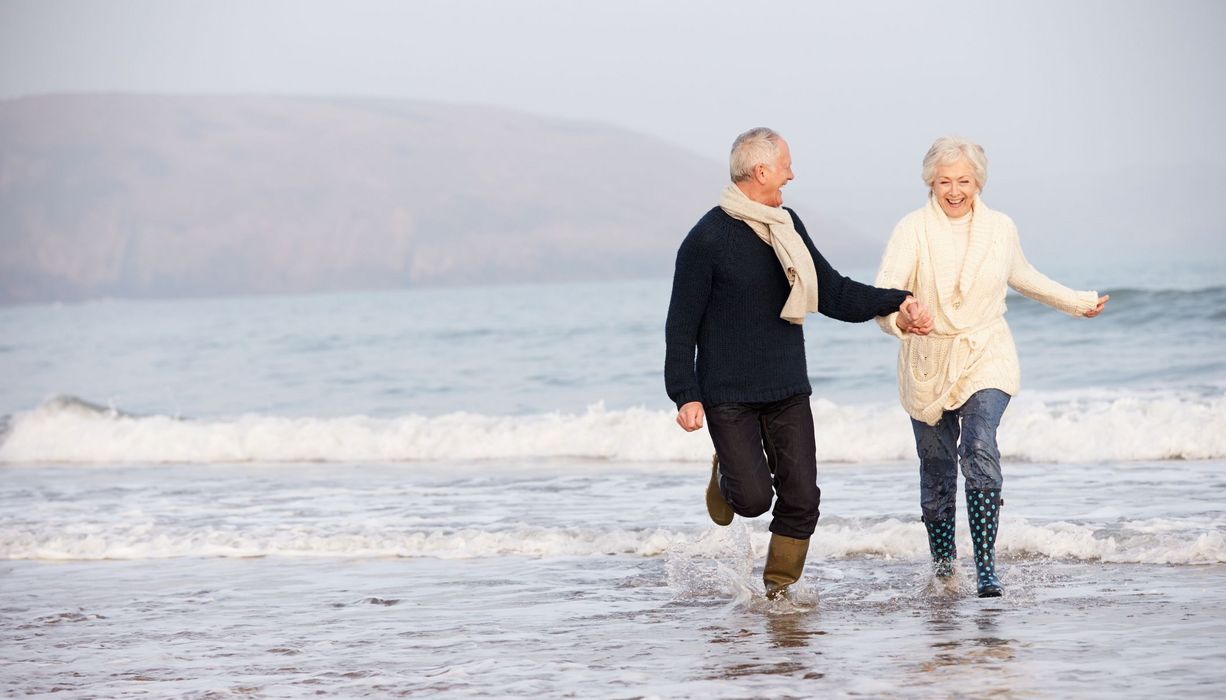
[664,127,929,599]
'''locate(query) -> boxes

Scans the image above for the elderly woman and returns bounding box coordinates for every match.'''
[874,136,1108,598]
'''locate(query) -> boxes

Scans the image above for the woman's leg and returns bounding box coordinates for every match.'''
[913,414,960,521]
[957,388,1011,597]
[912,413,960,575]
[957,389,1010,492]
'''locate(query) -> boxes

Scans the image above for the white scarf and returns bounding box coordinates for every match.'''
[719,184,819,325]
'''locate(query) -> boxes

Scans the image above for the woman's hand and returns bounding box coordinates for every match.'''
[896,296,934,335]
[1084,294,1110,318]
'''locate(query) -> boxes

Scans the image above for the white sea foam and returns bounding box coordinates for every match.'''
[0,524,685,561]
[2,392,1224,465]
[3,516,1222,565]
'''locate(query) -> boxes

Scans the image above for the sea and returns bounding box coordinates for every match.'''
[2,261,1225,698]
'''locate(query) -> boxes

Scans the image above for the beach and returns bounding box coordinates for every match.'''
[3,458,1225,697]
[2,275,1224,696]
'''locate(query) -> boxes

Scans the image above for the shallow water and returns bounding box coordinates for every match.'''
[5,546,1224,697]
[3,459,1224,697]
[3,274,1224,696]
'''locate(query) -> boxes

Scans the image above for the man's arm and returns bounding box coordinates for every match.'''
[664,228,714,409]
[790,210,910,322]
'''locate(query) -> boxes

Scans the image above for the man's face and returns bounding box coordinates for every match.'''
[758,139,794,207]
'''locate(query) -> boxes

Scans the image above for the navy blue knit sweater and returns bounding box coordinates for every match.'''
[664,206,909,409]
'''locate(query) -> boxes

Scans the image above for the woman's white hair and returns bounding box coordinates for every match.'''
[921,136,988,190]
[730,127,782,182]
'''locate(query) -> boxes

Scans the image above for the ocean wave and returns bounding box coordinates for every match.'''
[1070,284,1225,298]
[1007,284,1225,314]
[3,517,1221,565]
[1,392,1224,465]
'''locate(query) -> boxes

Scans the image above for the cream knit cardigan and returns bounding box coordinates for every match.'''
[874,195,1099,425]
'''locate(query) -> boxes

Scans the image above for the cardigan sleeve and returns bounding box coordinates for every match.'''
[1005,221,1099,316]
[664,227,715,408]
[790,210,910,323]
[873,220,918,338]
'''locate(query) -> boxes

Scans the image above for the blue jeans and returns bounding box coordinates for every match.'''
[911,388,1010,522]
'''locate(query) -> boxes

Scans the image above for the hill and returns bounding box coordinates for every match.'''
[0,95,871,303]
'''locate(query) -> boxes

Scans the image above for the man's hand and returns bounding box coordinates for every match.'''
[1083,294,1110,318]
[896,296,934,335]
[676,401,705,432]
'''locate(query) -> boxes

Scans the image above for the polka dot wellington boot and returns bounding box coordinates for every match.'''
[966,488,1003,598]
[923,516,958,578]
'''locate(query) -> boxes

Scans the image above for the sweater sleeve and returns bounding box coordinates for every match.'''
[791,210,910,323]
[1005,221,1098,316]
[664,227,715,408]
[873,220,918,339]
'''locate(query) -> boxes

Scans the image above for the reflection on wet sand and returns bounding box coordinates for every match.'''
[911,595,1023,700]
[701,608,828,681]
[764,612,827,650]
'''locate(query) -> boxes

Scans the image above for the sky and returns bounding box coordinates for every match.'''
[2,0,1224,275]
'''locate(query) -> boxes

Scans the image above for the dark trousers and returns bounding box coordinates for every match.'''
[705,394,821,539]
[911,388,1011,522]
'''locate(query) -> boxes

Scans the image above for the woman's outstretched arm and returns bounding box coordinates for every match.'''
[1006,222,1104,317]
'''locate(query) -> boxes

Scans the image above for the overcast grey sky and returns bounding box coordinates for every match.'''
[2,0,1224,271]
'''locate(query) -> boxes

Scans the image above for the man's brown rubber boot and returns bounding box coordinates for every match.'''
[763,533,810,599]
[706,454,734,526]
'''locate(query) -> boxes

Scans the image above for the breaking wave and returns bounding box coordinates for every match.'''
[2,391,1224,465]
[3,515,1221,565]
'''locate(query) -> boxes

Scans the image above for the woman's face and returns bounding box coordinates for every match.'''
[931,158,979,218]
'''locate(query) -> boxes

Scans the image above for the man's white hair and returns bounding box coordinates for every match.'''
[730,127,782,183]
[921,136,988,190]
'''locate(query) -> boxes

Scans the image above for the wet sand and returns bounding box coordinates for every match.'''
[3,457,1224,697]
[3,551,1224,697]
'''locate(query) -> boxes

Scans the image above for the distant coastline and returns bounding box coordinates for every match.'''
[0,94,876,304]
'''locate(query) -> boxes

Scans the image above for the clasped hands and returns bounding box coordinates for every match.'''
[678,296,934,432]
[895,296,934,335]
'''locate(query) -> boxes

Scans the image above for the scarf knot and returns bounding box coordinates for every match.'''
[718,184,819,325]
